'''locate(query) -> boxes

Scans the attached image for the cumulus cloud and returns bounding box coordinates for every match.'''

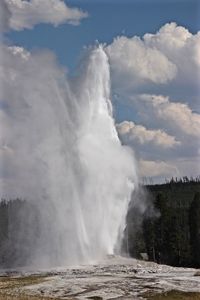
[119,93,200,179]
[106,23,200,180]
[117,121,180,148]
[144,22,200,68]
[106,23,200,110]
[139,159,179,178]
[1,0,88,31]
[116,120,186,180]
[106,35,177,86]
[135,94,200,139]
[143,23,200,102]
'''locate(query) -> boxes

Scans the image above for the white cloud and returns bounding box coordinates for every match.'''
[106,23,200,110]
[144,22,192,49]
[139,159,179,178]
[144,22,200,67]
[2,0,88,31]
[143,23,200,101]
[119,94,200,179]
[136,94,200,138]
[174,157,200,179]
[117,121,180,148]
[139,157,200,181]
[116,120,187,180]
[105,23,200,180]
[106,35,177,87]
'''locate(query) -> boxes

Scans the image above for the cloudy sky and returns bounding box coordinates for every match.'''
[0,0,200,184]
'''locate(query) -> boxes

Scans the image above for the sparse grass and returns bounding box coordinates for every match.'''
[0,274,47,290]
[0,296,54,300]
[0,275,57,300]
[144,290,200,300]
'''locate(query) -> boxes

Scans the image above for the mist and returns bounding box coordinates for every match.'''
[0,44,137,268]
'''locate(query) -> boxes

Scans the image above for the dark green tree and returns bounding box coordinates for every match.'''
[143,217,156,261]
[189,192,200,267]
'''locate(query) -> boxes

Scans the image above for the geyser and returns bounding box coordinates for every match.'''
[0,45,137,268]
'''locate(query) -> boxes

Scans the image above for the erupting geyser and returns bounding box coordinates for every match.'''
[0,45,137,268]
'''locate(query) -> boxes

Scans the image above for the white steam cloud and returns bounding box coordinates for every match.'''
[0,44,137,268]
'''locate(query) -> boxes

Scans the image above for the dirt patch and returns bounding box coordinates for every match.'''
[87,297,103,300]
[144,290,200,300]
[0,275,56,300]
[0,274,48,289]
[0,296,55,300]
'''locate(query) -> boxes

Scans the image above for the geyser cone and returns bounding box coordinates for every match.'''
[0,45,137,268]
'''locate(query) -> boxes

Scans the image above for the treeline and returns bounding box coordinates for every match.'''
[142,175,200,186]
[124,179,200,268]
[0,179,200,268]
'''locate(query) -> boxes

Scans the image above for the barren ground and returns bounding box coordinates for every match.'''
[0,256,200,300]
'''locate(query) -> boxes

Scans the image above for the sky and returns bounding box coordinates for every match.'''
[0,0,200,183]
[6,0,200,70]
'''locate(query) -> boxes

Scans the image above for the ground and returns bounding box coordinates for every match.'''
[0,256,200,299]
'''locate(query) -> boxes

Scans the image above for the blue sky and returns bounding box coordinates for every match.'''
[1,0,200,182]
[6,0,200,70]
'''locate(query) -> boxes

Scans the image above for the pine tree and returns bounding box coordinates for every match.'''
[189,192,200,267]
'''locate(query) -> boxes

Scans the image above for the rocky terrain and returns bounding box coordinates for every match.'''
[0,256,200,299]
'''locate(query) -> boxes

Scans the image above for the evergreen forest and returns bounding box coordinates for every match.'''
[124,177,200,268]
